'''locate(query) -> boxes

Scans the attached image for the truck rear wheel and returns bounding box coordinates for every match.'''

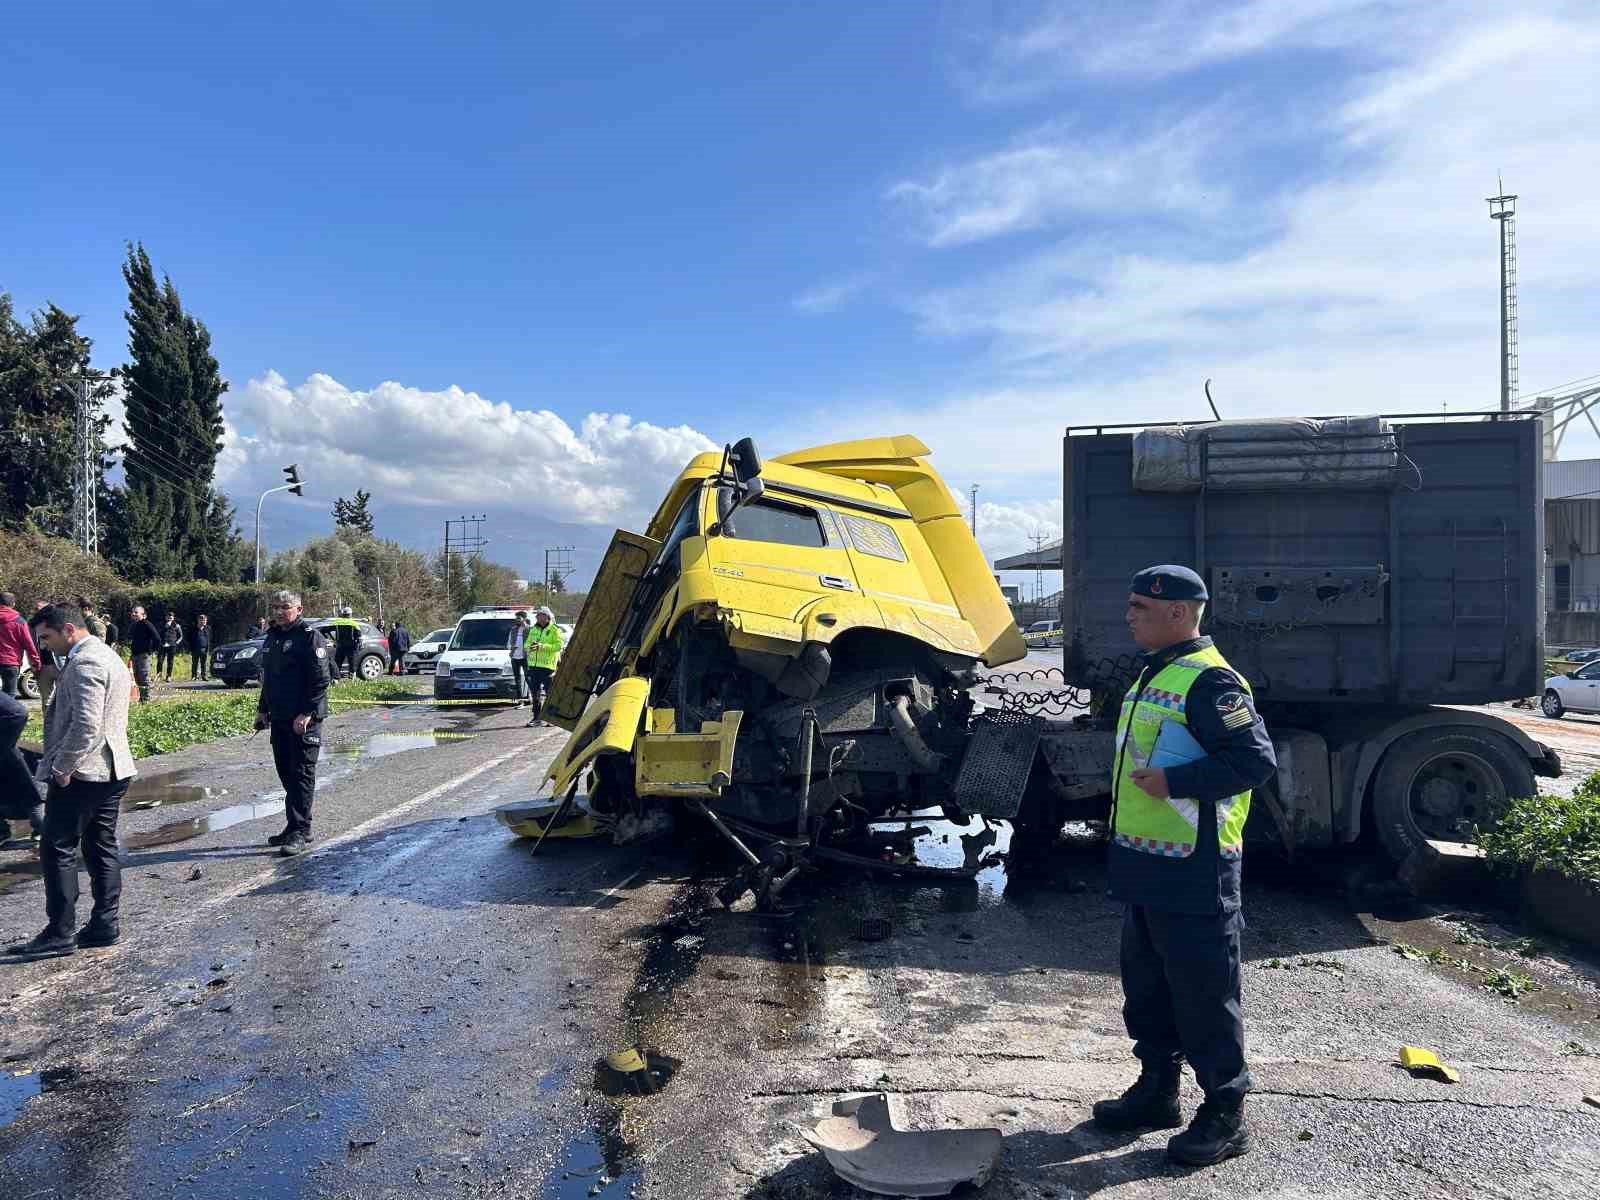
[1369,728,1534,865]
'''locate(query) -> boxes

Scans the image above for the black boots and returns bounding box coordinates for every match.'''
[1167,1097,1249,1165]
[1092,1062,1183,1131]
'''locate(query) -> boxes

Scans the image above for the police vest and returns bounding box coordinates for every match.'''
[524,623,563,670]
[1112,643,1252,860]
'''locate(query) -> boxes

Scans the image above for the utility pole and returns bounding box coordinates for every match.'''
[544,546,575,594]
[1030,531,1050,620]
[255,464,305,584]
[1487,181,1519,412]
[969,485,979,537]
[443,515,488,611]
[71,373,102,556]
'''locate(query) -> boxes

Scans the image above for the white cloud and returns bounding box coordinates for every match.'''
[222,370,716,527]
[887,111,1228,246]
[953,0,1415,98]
[791,274,874,314]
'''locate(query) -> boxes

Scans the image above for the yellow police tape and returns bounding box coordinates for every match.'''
[327,697,521,707]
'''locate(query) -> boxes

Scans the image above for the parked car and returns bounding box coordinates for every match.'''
[1023,619,1063,647]
[1542,660,1600,718]
[1562,648,1600,664]
[402,627,457,674]
[212,618,390,686]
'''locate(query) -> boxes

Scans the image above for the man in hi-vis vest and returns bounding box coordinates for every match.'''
[1092,565,1277,1166]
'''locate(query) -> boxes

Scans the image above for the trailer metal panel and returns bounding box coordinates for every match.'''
[1064,416,1544,705]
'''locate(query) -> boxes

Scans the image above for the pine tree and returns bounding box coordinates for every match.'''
[110,243,246,580]
[332,488,375,534]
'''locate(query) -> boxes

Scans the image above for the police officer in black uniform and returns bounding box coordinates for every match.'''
[1092,565,1277,1165]
[254,590,331,857]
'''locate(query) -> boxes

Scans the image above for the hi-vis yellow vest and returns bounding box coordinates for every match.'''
[524,622,564,670]
[1113,643,1251,860]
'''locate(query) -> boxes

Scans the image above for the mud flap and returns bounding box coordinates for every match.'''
[953,709,1043,819]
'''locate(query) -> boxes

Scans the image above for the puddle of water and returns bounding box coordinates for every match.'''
[543,1122,638,1199]
[121,781,228,812]
[0,1066,79,1128]
[329,729,478,760]
[866,814,1013,905]
[124,799,285,850]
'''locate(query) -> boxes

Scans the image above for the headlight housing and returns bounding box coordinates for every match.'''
[235,646,257,659]
[435,660,451,676]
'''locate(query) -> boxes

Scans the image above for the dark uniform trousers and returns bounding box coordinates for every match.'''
[271,719,322,836]
[42,777,131,938]
[1121,904,1250,1104]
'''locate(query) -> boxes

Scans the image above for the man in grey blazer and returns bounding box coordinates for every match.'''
[4,603,137,960]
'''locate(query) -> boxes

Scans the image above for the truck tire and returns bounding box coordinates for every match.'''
[1369,728,1534,865]
[1541,690,1565,719]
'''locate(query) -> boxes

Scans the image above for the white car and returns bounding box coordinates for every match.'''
[403,628,456,674]
[1023,619,1063,648]
[1541,662,1600,718]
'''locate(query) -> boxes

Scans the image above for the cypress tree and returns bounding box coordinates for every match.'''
[111,243,244,581]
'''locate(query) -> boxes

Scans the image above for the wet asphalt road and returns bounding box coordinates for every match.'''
[5,669,1600,1198]
[0,690,695,1199]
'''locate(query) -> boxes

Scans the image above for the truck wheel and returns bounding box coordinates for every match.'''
[1541,690,1565,719]
[357,654,385,681]
[1369,729,1534,864]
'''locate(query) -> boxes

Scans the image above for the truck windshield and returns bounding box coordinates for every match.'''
[450,619,517,651]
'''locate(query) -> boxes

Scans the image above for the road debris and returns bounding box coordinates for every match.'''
[597,1047,678,1096]
[801,1093,1001,1197]
[1399,1045,1461,1084]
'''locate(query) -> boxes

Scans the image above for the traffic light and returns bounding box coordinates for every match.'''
[283,464,303,497]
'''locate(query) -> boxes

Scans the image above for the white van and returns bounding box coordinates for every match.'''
[433,607,523,700]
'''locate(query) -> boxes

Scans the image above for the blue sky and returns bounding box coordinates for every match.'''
[5,2,1599,590]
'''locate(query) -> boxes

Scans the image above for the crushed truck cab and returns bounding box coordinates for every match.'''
[531,434,1026,905]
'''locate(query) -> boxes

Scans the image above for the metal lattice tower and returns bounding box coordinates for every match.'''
[1488,184,1518,411]
[71,374,99,555]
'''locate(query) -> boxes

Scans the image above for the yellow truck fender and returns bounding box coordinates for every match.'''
[545,676,651,798]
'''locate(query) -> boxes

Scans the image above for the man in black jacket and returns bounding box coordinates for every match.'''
[388,622,412,675]
[191,614,213,681]
[254,590,331,856]
[127,605,161,703]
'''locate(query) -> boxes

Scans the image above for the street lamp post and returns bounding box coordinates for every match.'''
[256,465,306,584]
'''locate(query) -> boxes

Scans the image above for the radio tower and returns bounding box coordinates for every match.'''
[1487,180,1518,412]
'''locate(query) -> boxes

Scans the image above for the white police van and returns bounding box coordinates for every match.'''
[433,606,523,701]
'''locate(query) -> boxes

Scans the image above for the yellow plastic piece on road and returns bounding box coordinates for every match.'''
[606,1048,647,1074]
[1399,1045,1460,1083]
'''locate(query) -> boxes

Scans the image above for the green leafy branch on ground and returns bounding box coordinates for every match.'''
[1391,941,1540,1001]
[1475,777,1600,889]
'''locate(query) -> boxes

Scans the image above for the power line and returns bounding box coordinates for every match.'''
[115,373,229,462]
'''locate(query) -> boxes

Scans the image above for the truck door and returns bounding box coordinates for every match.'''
[543,530,661,730]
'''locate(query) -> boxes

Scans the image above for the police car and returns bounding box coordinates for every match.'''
[433,607,525,700]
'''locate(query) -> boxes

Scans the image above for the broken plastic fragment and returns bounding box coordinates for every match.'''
[801,1093,1002,1197]
[1399,1045,1460,1084]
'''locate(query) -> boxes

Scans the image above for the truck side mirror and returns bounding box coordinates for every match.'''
[729,437,763,484]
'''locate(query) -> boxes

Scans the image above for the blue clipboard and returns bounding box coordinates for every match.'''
[1148,719,1205,769]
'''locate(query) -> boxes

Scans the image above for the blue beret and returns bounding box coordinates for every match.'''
[1130,564,1208,602]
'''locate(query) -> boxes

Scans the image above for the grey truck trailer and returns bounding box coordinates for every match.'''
[1004,410,1560,870]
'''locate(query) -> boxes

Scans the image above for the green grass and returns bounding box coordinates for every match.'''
[21,676,430,760]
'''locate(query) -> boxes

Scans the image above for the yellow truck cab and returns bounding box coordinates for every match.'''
[529,435,1026,902]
